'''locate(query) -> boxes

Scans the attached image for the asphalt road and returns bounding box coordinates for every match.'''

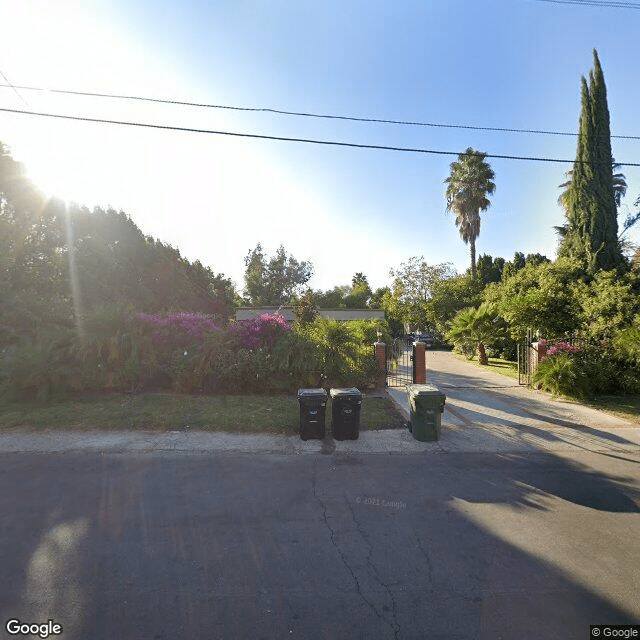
[1,447,639,640]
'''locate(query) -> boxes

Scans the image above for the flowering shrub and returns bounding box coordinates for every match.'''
[134,312,221,343]
[228,313,290,349]
[545,341,582,357]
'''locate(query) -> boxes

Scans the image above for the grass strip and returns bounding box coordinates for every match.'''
[0,393,405,434]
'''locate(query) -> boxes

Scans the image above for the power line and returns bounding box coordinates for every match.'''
[1,82,639,140]
[2,105,639,166]
[0,72,28,107]
[535,0,640,7]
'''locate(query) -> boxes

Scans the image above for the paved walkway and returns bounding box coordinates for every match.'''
[386,350,640,455]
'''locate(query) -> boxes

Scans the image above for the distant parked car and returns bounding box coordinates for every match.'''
[416,333,435,348]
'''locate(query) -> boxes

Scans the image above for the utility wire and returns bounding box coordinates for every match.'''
[0,73,28,107]
[1,82,639,140]
[535,0,640,7]
[2,105,639,166]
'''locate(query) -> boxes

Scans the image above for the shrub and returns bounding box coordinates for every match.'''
[576,339,640,395]
[1,327,81,402]
[532,352,592,399]
[545,341,582,357]
[296,318,385,389]
[228,313,290,349]
[533,336,640,399]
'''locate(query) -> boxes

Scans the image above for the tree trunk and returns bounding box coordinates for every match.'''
[477,341,488,365]
[470,238,476,278]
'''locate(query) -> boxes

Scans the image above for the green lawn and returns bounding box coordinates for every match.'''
[452,352,520,380]
[583,395,640,425]
[0,392,405,434]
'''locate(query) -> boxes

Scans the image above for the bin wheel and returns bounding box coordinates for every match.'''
[301,433,309,441]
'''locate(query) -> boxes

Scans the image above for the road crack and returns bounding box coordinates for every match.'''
[311,459,386,629]
[346,499,401,640]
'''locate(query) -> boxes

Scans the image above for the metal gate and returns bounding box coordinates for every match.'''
[517,328,536,386]
[386,338,413,387]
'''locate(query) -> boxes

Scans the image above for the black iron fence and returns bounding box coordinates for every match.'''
[386,337,413,387]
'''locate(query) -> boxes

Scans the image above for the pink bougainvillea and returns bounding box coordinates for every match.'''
[228,313,290,348]
[545,341,582,357]
[135,312,221,343]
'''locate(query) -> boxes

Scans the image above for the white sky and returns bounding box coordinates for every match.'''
[0,0,639,294]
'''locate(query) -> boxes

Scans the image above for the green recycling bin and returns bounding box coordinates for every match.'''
[406,384,446,442]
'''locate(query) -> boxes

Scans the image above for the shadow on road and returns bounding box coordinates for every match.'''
[1,449,639,639]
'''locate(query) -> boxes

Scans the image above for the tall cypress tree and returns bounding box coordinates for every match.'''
[558,49,624,273]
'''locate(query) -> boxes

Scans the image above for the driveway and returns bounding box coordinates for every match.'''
[386,350,640,455]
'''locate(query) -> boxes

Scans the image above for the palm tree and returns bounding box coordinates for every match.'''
[446,304,504,365]
[444,148,495,278]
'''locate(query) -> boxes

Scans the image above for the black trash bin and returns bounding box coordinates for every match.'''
[297,388,328,440]
[330,387,362,441]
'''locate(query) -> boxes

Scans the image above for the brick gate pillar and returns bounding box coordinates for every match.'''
[374,341,386,390]
[530,340,547,378]
[413,341,426,384]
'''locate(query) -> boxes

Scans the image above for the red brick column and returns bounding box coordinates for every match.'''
[413,341,426,384]
[530,341,547,375]
[374,341,386,389]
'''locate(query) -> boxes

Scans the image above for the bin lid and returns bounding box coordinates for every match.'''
[297,388,328,399]
[407,384,445,398]
[329,387,362,399]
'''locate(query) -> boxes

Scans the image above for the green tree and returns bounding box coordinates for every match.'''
[369,286,390,309]
[314,286,349,308]
[474,254,505,285]
[444,148,496,277]
[344,272,372,308]
[428,273,484,338]
[243,243,313,305]
[389,257,456,330]
[293,288,319,324]
[557,50,625,273]
[482,258,585,341]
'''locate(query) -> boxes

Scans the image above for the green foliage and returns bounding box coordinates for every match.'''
[482,257,586,341]
[344,273,372,308]
[444,148,496,277]
[1,326,81,402]
[532,353,592,399]
[2,307,388,400]
[578,270,640,340]
[243,243,313,305]
[533,337,640,399]
[446,304,506,364]
[613,324,640,365]
[314,285,349,308]
[313,274,374,310]
[428,273,484,338]
[474,254,505,285]
[293,289,319,324]
[297,318,385,389]
[387,257,457,331]
[557,50,625,274]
